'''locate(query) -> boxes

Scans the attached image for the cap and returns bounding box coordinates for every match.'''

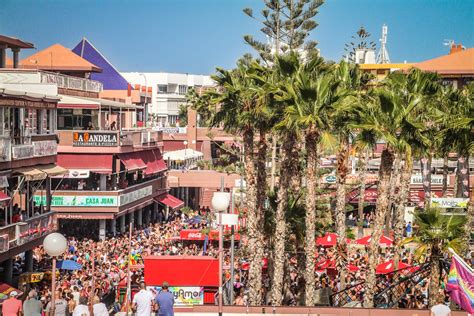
[10,291,18,297]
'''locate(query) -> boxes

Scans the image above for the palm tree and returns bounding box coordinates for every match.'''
[206,59,272,305]
[402,208,466,306]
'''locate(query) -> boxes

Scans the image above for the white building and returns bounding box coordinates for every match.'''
[121,72,214,126]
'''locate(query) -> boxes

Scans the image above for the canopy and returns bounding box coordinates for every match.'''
[376,260,417,274]
[56,260,82,270]
[0,282,22,304]
[57,153,113,174]
[156,193,184,210]
[240,258,268,271]
[315,259,360,272]
[354,235,393,247]
[38,164,68,177]
[14,167,47,181]
[163,149,204,161]
[58,94,100,109]
[316,233,351,247]
[118,152,147,171]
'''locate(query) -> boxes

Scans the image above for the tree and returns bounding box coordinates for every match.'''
[343,26,376,63]
[402,208,466,306]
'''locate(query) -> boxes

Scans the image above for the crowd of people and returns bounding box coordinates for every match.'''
[3,207,444,315]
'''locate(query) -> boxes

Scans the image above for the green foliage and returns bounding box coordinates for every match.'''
[343,26,376,63]
[178,104,188,126]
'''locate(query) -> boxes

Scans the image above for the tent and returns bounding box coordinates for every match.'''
[316,233,351,247]
[355,235,393,247]
[376,260,418,274]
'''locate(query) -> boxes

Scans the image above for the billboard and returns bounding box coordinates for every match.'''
[147,287,203,305]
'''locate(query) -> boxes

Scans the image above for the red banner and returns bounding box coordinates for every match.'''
[180,229,240,241]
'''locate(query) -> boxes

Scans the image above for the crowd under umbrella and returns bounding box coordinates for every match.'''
[56,259,83,271]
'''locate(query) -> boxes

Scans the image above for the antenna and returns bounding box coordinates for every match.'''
[376,24,390,64]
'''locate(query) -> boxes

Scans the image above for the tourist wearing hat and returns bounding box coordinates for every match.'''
[2,290,22,316]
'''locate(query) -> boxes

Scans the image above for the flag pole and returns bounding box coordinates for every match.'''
[447,248,474,273]
[126,221,133,314]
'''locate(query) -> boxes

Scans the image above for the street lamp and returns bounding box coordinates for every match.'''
[212,192,230,316]
[43,233,67,315]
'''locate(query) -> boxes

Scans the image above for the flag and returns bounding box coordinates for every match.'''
[446,253,474,313]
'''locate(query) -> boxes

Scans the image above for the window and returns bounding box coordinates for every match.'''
[157,85,168,94]
[178,85,188,95]
[376,69,386,75]
[57,109,97,130]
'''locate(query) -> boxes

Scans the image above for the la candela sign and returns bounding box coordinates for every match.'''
[73,132,118,147]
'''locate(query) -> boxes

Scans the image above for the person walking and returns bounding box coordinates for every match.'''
[72,297,90,316]
[91,296,108,316]
[132,282,154,316]
[23,290,42,316]
[2,291,23,316]
[155,282,174,316]
[45,291,68,316]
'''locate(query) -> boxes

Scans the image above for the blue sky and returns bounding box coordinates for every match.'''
[1,0,472,74]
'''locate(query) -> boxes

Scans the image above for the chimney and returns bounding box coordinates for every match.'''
[449,43,463,54]
[127,83,131,97]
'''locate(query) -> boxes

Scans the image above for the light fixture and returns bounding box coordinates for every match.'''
[211,192,230,212]
[43,232,67,257]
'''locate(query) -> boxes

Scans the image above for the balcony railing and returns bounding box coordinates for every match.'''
[0,212,56,253]
[0,135,58,162]
[40,71,103,93]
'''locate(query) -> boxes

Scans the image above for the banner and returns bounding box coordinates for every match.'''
[431,198,469,208]
[180,229,240,241]
[446,255,474,313]
[147,286,203,305]
[34,195,118,207]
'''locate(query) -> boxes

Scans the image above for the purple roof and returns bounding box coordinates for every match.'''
[72,38,130,90]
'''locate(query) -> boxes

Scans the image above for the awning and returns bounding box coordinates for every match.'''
[57,154,113,174]
[118,152,147,172]
[58,94,100,109]
[38,164,68,177]
[14,167,47,181]
[75,96,138,110]
[0,192,10,202]
[143,149,167,175]
[156,194,184,210]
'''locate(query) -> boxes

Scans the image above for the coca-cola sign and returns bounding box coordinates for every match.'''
[180,229,241,241]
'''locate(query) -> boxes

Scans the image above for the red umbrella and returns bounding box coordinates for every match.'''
[347,264,359,272]
[376,260,417,274]
[316,233,338,246]
[241,258,269,271]
[355,235,393,247]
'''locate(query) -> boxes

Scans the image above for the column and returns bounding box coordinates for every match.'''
[185,187,189,207]
[25,250,34,272]
[46,177,52,213]
[137,209,143,227]
[12,48,20,68]
[120,215,126,233]
[110,218,116,236]
[128,212,134,230]
[99,219,106,241]
[153,202,159,223]
[2,259,13,285]
[99,174,107,191]
[0,45,7,69]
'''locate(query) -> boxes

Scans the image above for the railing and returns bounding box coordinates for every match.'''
[0,212,56,253]
[40,71,103,93]
[0,136,57,161]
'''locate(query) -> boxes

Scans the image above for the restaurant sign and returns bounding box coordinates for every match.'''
[431,198,469,208]
[411,174,447,185]
[147,286,203,305]
[73,132,118,147]
[34,195,118,207]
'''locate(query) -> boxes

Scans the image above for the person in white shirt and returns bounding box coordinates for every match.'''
[132,282,155,316]
[430,294,451,316]
[72,296,90,316]
[92,296,108,316]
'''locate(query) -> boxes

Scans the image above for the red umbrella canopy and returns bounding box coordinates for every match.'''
[316,233,338,246]
[376,260,416,274]
[355,235,394,246]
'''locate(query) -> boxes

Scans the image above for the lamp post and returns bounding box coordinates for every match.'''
[212,192,230,316]
[43,232,67,315]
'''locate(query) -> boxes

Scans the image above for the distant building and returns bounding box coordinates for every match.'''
[122,72,214,126]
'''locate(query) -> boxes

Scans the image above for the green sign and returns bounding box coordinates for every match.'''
[33,195,118,207]
[431,198,469,208]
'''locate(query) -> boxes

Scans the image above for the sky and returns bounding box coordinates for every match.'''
[1,0,473,75]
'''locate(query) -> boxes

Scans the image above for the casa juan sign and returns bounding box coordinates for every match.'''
[73,132,118,147]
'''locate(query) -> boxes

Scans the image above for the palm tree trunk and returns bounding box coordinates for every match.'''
[357,150,369,238]
[386,153,401,235]
[243,129,262,305]
[335,136,350,291]
[304,130,319,306]
[270,135,278,193]
[442,156,449,197]
[421,155,432,209]
[456,156,470,198]
[393,149,413,265]
[271,135,295,306]
[429,254,441,307]
[364,147,395,308]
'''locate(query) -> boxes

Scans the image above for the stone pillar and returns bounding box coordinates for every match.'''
[99,219,106,241]
[185,187,189,207]
[2,259,13,285]
[120,215,126,233]
[137,209,143,227]
[186,108,198,150]
[12,48,20,69]
[110,218,116,236]
[25,250,34,272]
[128,212,134,230]
[46,178,52,213]
[0,45,7,69]
[99,174,107,191]
[153,202,159,223]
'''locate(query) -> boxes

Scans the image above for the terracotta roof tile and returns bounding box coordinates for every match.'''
[414,48,474,75]
[19,43,102,72]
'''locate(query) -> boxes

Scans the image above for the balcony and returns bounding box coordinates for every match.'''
[0,134,58,162]
[0,212,56,258]
[57,129,162,150]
